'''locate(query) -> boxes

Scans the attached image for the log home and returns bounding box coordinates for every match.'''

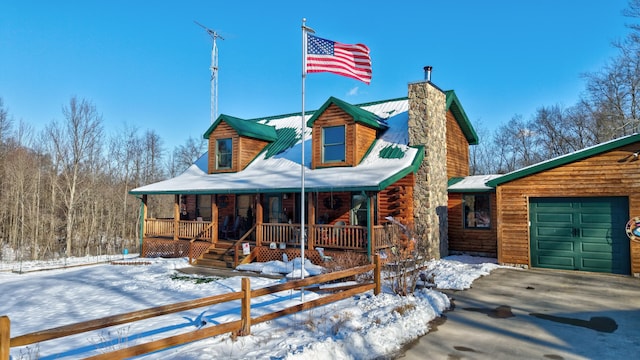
[130,75,479,268]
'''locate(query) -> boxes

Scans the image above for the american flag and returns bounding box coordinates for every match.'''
[306,34,372,84]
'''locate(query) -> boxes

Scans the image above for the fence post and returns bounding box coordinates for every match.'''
[240,278,251,336]
[374,254,381,296]
[0,316,9,360]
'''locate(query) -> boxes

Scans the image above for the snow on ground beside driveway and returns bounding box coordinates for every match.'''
[0,255,500,360]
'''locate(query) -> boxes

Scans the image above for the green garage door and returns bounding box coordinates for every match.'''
[530,197,630,274]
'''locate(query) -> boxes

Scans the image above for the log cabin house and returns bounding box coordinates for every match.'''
[129,72,640,276]
[130,77,480,268]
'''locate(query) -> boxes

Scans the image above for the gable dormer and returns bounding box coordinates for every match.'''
[203,114,277,174]
[307,97,387,169]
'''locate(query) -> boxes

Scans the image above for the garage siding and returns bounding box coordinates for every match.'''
[496,143,640,275]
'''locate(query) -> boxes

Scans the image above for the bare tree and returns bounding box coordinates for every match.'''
[0,98,11,146]
[469,119,494,175]
[46,97,103,257]
[173,136,206,172]
[143,130,164,184]
[582,52,640,139]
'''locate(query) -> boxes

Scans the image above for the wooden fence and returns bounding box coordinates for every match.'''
[0,255,381,360]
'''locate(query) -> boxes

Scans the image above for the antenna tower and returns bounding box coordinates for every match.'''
[195,21,224,123]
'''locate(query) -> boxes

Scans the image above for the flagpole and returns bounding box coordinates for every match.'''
[301,18,307,299]
[301,18,315,302]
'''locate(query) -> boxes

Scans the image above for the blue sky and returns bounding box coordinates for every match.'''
[0,0,632,151]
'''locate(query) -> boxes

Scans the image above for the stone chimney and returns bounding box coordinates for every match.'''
[408,67,449,258]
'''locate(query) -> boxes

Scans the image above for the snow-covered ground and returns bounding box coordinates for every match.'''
[0,254,501,359]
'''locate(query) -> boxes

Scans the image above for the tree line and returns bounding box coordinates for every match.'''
[471,0,640,175]
[0,97,206,261]
[2,1,640,261]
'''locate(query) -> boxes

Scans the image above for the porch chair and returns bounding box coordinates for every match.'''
[231,215,242,239]
[220,215,232,239]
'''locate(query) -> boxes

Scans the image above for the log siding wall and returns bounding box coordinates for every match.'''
[448,192,497,256]
[446,110,470,179]
[496,143,640,275]
[378,173,415,226]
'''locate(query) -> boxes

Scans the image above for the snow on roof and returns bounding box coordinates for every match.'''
[131,98,415,195]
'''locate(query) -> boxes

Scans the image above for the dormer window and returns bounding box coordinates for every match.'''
[322,125,346,163]
[216,138,233,170]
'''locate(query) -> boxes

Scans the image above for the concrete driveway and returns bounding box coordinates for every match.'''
[397,268,640,360]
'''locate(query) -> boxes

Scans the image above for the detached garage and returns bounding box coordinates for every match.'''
[487,134,640,276]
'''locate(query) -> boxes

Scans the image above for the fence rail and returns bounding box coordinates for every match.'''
[0,255,381,360]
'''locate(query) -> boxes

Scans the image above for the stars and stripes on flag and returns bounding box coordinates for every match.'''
[306,34,372,84]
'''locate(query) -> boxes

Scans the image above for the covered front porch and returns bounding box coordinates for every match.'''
[138,191,401,266]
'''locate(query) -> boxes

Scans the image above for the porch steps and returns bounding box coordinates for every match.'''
[194,240,248,269]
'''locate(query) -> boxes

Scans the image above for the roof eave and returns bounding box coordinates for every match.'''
[445,90,479,145]
[487,133,640,187]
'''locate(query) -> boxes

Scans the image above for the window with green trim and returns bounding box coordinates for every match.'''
[216,138,232,169]
[322,125,345,163]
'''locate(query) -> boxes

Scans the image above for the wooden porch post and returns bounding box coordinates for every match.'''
[308,192,315,250]
[211,195,218,244]
[368,193,374,260]
[174,195,180,240]
[373,254,381,295]
[140,195,148,252]
[256,194,263,247]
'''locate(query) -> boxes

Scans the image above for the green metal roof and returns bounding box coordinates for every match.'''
[264,127,300,158]
[445,90,479,145]
[486,133,640,187]
[379,145,406,159]
[306,96,388,130]
[203,114,278,141]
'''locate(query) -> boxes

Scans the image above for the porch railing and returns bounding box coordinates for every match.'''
[372,224,394,250]
[260,223,302,245]
[145,219,174,238]
[181,221,213,241]
[144,219,212,241]
[144,219,396,252]
[312,224,366,250]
